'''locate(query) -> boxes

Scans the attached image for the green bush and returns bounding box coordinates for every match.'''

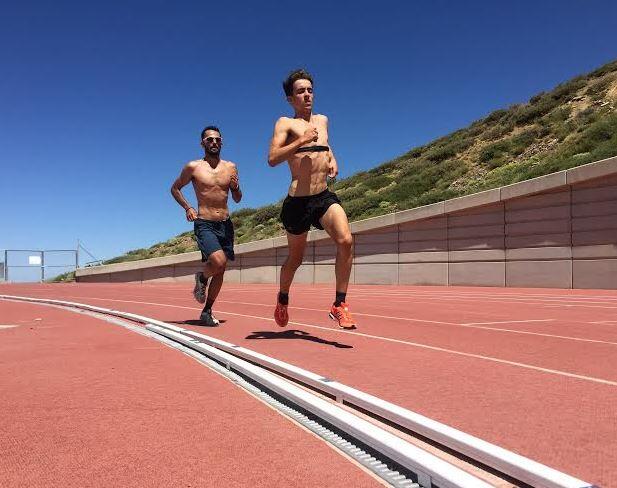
[251,204,281,225]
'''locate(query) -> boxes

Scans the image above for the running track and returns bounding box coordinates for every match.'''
[2,283,617,487]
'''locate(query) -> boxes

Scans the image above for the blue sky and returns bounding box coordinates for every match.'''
[1,0,616,276]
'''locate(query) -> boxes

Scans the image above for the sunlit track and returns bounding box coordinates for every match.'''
[66,284,617,306]
[3,283,616,485]
[34,293,617,346]
[216,286,617,302]
[28,294,617,386]
[39,288,617,324]
[185,286,617,309]
[5,294,600,488]
[14,286,617,326]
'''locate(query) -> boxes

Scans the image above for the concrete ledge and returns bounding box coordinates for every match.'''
[236,238,274,254]
[501,172,567,201]
[350,214,395,233]
[566,156,617,185]
[76,250,202,276]
[272,236,288,247]
[444,189,500,213]
[307,229,330,242]
[394,202,444,224]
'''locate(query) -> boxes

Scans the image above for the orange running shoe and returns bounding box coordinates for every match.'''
[329,302,357,329]
[274,301,289,327]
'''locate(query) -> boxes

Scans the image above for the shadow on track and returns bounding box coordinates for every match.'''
[168,319,227,327]
[245,329,353,349]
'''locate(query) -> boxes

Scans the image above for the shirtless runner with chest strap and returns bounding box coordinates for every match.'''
[268,69,357,329]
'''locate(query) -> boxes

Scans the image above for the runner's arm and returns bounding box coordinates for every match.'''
[230,166,242,203]
[268,118,316,166]
[324,116,339,178]
[171,164,197,220]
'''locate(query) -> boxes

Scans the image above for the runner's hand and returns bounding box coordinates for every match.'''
[186,207,197,222]
[301,126,318,145]
[230,170,240,191]
[328,160,338,179]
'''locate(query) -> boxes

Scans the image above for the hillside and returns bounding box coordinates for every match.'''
[100,59,617,266]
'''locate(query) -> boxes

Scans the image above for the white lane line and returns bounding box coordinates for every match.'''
[58,295,617,386]
[55,295,617,346]
[544,304,617,310]
[224,300,460,326]
[216,288,617,309]
[460,319,554,326]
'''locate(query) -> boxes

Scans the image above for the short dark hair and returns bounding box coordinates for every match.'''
[201,125,221,140]
[282,69,313,97]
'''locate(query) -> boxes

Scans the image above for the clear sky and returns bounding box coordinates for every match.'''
[1,0,616,275]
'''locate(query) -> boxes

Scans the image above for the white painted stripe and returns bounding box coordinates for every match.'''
[460,319,555,325]
[58,295,617,348]
[26,294,617,385]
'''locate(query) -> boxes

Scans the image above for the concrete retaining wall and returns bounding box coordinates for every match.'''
[76,156,617,289]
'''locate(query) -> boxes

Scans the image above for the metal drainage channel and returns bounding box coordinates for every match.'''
[4,299,425,487]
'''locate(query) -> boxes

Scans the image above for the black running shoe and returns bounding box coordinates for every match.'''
[193,272,208,304]
[199,309,219,326]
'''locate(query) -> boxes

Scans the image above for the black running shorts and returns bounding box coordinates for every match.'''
[280,189,341,235]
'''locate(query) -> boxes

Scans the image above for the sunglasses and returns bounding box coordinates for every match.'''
[204,137,222,143]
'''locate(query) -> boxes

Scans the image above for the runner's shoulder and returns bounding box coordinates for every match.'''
[275,116,293,126]
[314,113,328,124]
[185,159,201,170]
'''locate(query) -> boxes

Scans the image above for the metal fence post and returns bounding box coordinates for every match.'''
[41,251,45,282]
[4,250,8,282]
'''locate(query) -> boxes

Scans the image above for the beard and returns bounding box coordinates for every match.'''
[205,146,220,156]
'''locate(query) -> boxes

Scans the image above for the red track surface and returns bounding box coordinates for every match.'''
[2,282,617,486]
[0,297,379,487]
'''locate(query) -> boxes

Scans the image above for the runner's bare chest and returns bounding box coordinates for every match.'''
[192,162,231,192]
[287,117,328,146]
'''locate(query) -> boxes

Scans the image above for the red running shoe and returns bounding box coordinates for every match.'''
[274,302,289,327]
[329,302,357,329]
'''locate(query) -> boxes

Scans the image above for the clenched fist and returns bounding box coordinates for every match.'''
[301,126,318,145]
